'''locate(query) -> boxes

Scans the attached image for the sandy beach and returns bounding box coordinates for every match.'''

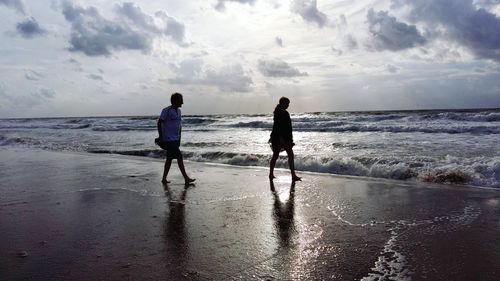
[1,148,499,280]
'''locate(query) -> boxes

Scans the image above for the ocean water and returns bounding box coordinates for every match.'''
[1,109,499,188]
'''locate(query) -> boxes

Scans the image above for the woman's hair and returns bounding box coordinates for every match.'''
[274,96,290,115]
[279,97,290,105]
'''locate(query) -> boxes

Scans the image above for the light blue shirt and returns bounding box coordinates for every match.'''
[159,106,181,141]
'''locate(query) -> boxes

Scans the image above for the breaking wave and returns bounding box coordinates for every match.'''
[86,149,500,188]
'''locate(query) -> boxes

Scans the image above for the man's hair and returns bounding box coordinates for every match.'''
[171,92,183,104]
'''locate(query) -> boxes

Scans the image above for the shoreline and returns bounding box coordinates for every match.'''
[12,147,499,191]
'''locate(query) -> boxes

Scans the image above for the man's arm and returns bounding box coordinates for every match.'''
[157,119,163,139]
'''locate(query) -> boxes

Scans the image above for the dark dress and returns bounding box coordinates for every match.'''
[270,108,293,152]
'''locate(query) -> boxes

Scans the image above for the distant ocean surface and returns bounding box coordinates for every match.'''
[1,109,499,188]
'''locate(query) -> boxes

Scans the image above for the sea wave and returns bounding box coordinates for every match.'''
[218,118,499,134]
[0,136,42,146]
[314,125,500,134]
[91,126,155,132]
[86,149,500,188]
[434,111,500,122]
[183,117,218,125]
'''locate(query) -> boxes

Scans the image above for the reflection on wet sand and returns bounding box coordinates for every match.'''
[162,183,189,277]
[270,180,296,248]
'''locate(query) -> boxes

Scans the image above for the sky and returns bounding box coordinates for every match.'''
[1,0,500,118]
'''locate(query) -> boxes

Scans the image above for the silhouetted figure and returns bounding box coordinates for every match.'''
[269,97,301,181]
[156,92,195,185]
[270,180,296,248]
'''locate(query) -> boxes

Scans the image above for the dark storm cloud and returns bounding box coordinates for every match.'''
[258,59,308,77]
[0,0,25,14]
[367,9,426,51]
[214,0,256,12]
[393,0,500,61]
[61,2,186,57]
[16,17,46,38]
[291,0,328,28]
[169,59,253,92]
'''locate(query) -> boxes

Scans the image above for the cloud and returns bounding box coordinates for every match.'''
[385,64,399,73]
[25,70,44,80]
[367,9,426,51]
[67,58,83,72]
[169,59,253,92]
[32,87,56,99]
[0,0,25,14]
[291,0,328,28]
[331,47,343,56]
[87,74,103,80]
[16,17,46,38]
[154,11,186,43]
[2,86,57,108]
[258,59,308,77]
[61,2,186,57]
[345,35,358,49]
[215,0,256,12]
[393,0,500,62]
[275,36,283,47]
[204,64,253,92]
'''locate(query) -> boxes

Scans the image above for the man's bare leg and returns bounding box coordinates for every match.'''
[162,158,173,183]
[177,156,195,184]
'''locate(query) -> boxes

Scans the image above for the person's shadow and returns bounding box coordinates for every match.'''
[162,183,189,275]
[270,180,296,248]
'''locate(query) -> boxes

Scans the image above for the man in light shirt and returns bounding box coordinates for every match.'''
[156,92,195,185]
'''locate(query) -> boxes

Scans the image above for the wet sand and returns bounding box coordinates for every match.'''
[0,149,499,280]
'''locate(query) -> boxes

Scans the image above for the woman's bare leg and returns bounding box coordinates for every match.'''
[285,148,301,181]
[269,151,280,179]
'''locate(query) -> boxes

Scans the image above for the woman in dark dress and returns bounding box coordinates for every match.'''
[269,97,301,181]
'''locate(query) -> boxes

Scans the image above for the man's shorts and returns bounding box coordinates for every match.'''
[164,140,182,160]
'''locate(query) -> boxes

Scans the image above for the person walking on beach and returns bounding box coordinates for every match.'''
[269,97,301,181]
[157,92,195,185]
